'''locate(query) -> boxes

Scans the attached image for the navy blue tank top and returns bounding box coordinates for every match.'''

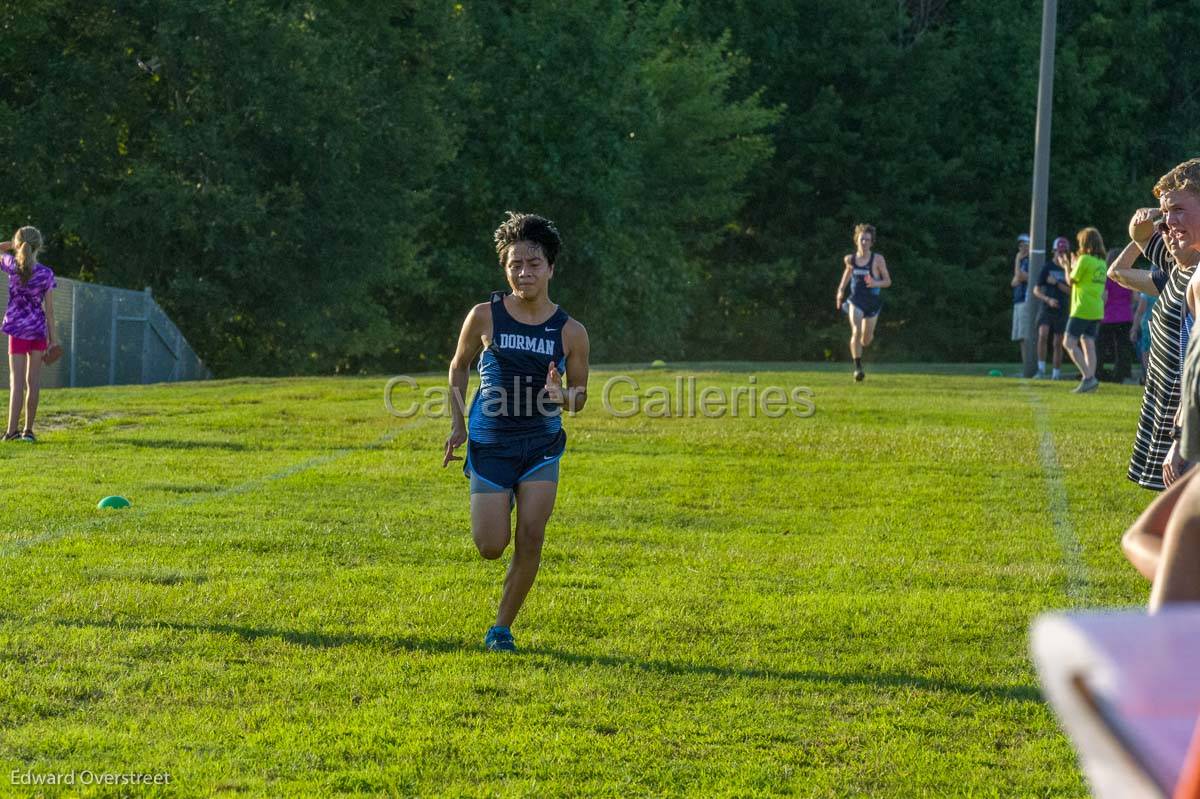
[467,291,569,443]
[849,253,880,300]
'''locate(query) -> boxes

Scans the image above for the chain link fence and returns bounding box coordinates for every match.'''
[3,278,210,388]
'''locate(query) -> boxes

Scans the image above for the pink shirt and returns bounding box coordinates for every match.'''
[1103,277,1133,324]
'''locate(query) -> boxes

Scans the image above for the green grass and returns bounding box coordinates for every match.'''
[0,366,1152,796]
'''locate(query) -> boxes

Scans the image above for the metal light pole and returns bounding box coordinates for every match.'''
[1023,0,1057,377]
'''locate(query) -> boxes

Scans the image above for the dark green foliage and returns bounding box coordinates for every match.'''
[423,0,776,364]
[681,0,1200,362]
[0,1,1196,373]
[0,1,459,374]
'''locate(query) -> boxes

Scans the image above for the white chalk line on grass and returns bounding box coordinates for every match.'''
[1021,386,1089,605]
[2,420,429,557]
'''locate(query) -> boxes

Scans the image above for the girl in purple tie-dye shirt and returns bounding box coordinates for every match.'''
[2,226,57,441]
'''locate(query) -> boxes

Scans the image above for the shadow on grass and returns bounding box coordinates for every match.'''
[144,483,224,494]
[522,645,1043,703]
[31,615,1039,703]
[107,438,249,451]
[39,615,468,655]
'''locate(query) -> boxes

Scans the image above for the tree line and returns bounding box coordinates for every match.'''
[1,0,1197,375]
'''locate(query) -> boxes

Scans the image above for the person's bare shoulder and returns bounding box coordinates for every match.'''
[564,318,589,349]
[465,301,492,328]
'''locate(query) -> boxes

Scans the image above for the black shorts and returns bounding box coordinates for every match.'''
[1066,316,1100,340]
[847,292,882,319]
[464,428,566,492]
[1037,311,1067,335]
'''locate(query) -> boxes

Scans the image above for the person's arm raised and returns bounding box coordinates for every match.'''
[1129,206,1164,254]
[1011,253,1027,287]
[1107,240,1156,294]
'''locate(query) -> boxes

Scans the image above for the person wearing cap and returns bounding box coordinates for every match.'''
[1010,234,1031,364]
[1032,236,1072,379]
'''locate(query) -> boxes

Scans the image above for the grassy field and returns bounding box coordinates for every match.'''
[0,365,1154,797]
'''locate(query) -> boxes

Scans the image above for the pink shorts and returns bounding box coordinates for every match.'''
[9,336,47,355]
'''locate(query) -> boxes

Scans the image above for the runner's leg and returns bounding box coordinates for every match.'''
[495,479,557,627]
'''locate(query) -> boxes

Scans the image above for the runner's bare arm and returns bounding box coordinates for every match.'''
[835,257,852,308]
[561,319,589,413]
[870,255,892,289]
[444,303,490,467]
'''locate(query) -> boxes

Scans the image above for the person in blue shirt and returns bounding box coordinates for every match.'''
[443,212,591,653]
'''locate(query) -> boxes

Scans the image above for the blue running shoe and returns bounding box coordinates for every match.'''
[484,625,516,653]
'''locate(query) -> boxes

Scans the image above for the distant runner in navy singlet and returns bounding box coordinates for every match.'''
[444,212,591,653]
[835,222,892,382]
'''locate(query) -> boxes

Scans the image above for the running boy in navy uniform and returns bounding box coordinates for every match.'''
[443,212,590,652]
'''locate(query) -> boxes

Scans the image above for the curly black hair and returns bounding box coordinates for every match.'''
[493,211,562,267]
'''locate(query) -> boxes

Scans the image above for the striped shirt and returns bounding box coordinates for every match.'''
[1128,233,1192,490]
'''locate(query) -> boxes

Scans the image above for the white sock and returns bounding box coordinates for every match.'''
[1052,368,1061,378]
[1038,360,1046,372]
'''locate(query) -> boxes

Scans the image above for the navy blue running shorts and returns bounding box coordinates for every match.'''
[464,429,566,493]
[847,293,882,319]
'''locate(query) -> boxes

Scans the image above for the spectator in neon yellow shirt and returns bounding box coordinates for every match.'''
[1063,226,1108,393]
